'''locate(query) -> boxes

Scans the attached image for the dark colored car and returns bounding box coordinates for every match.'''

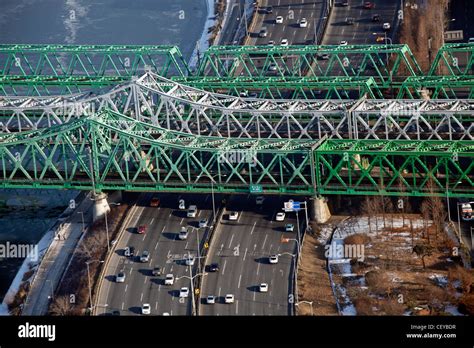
[266,6,273,13]
[129,246,135,257]
[208,263,219,272]
[340,0,349,6]
[364,1,375,9]
[137,225,147,234]
[152,266,161,276]
[111,310,120,316]
[150,197,160,207]
[372,14,381,22]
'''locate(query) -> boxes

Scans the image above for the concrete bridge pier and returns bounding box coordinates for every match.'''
[92,192,110,222]
[310,196,331,224]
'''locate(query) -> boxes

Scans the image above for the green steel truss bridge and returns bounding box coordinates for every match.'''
[0,43,473,99]
[0,72,473,140]
[0,109,472,197]
[0,44,473,197]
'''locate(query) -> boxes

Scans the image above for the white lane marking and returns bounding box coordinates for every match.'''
[218,287,222,298]
[222,259,227,275]
[253,244,257,250]
[155,302,158,310]
[150,218,155,225]
[121,302,124,310]
[261,234,268,250]
[155,241,159,250]
[256,262,261,275]
[140,293,143,302]
[124,284,128,293]
[167,250,171,258]
[180,217,184,224]
[269,244,273,252]
[170,310,173,315]
[185,241,189,249]
[250,221,256,235]
[236,300,239,314]
[198,210,202,217]
[129,268,133,275]
[243,248,248,261]
[253,290,256,301]
[170,266,173,272]
[228,233,234,249]
[149,258,153,266]
[158,284,162,291]
[161,225,166,233]
[237,211,243,222]
[169,212,172,217]
[238,274,242,288]
[144,276,147,284]
[142,233,146,241]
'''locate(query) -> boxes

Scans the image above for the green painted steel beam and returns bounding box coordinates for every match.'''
[429,43,474,76]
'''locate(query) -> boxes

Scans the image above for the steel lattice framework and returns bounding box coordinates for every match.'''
[429,43,474,76]
[0,109,472,197]
[1,72,473,141]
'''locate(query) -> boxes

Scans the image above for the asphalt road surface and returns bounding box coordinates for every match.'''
[322,0,400,45]
[96,193,217,316]
[200,195,300,315]
[252,0,326,46]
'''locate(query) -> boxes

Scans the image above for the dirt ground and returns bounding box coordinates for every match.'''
[399,0,449,73]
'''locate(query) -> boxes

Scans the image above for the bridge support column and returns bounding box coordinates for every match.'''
[92,192,110,222]
[310,196,331,224]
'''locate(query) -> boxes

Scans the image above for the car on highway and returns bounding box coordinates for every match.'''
[372,14,381,22]
[276,212,285,221]
[299,18,308,28]
[345,17,354,25]
[207,263,219,272]
[363,1,375,9]
[317,53,330,60]
[179,287,189,298]
[383,22,391,31]
[229,211,239,221]
[164,273,174,285]
[111,310,120,316]
[249,92,258,98]
[340,0,349,6]
[255,196,265,205]
[142,303,151,315]
[199,218,208,228]
[179,226,189,240]
[268,63,278,72]
[185,256,195,266]
[267,40,275,46]
[152,266,161,276]
[269,254,279,264]
[225,294,235,303]
[469,37,474,43]
[266,6,273,14]
[140,250,150,263]
[137,225,147,234]
[285,223,295,232]
[187,205,197,218]
[116,271,126,283]
[275,16,283,24]
[280,39,289,47]
[259,28,268,38]
[259,283,269,292]
[206,295,216,304]
[150,196,160,207]
[340,40,348,46]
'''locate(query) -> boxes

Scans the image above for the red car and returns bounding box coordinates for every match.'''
[364,1,375,9]
[137,225,147,234]
[150,197,160,207]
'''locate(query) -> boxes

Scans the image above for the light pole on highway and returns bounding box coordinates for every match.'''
[46,279,54,301]
[196,173,226,226]
[179,252,208,316]
[190,226,206,275]
[372,32,392,66]
[279,252,298,304]
[295,301,314,315]
[85,259,104,313]
[281,238,301,266]
[104,202,121,253]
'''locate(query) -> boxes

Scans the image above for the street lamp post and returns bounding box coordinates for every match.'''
[46,279,54,301]
[177,253,208,316]
[85,259,104,313]
[279,252,297,304]
[104,203,121,253]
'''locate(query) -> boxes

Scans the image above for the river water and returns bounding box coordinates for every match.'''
[0,0,210,304]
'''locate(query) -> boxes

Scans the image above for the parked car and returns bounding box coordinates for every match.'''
[116,271,126,283]
[137,225,147,234]
[140,250,150,263]
[164,273,174,285]
[225,294,235,303]
[150,197,160,207]
[229,211,239,221]
[276,212,285,221]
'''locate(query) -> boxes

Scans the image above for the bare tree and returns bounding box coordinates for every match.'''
[361,196,373,234]
[50,295,74,316]
[413,244,434,269]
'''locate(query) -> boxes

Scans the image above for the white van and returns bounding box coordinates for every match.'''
[187,205,197,218]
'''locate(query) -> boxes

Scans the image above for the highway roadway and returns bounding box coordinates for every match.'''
[96,193,216,316]
[200,195,299,315]
[251,0,326,46]
[322,0,400,45]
